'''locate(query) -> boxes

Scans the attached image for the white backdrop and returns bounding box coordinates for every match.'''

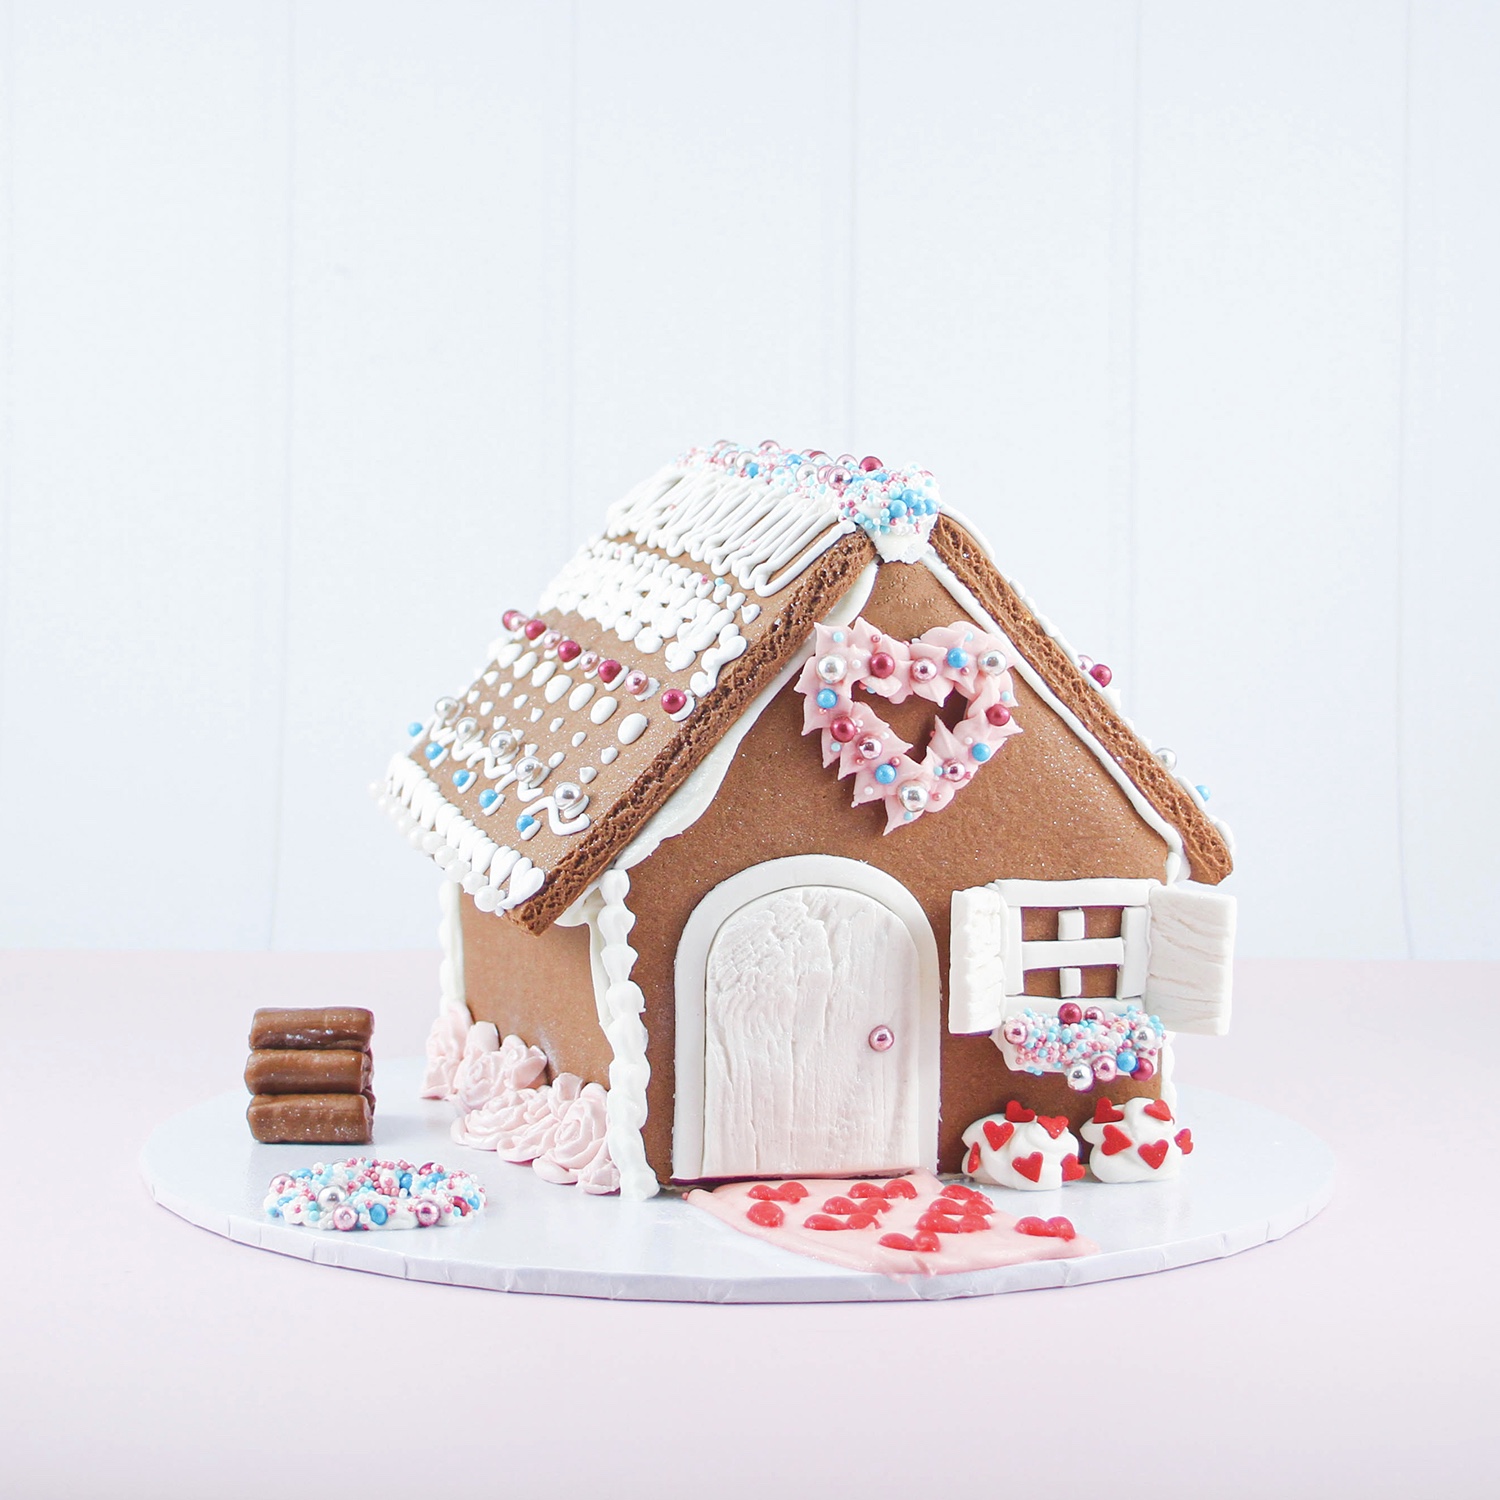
[1,0,1495,958]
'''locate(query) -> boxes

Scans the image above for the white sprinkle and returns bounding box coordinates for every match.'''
[511,651,537,678]
[590,696,618,724]
[544,674,571,704]
[550,717,564,732]
[479,701,493,716]
[618,713,648,745]
[529,707,544,721]
[741,603,761,623]
[568,682,596,711]
[513,694,528,708]
[579,766,597,784]
[600,747,619,765]
[531,660,557,687]
[548,751,565,768]
[483,670,499,685]
[571,731,587,747]
[466,689,479,703]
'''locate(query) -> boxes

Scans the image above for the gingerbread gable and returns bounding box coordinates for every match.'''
[380,444,1232,934]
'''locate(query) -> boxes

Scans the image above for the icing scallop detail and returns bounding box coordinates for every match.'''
[617,713,648,745]
[590,696,618,724]
[688,1171,1097,1277]
[544,674,572,703]
[1079,1097,1191,1183]
[960,1103,1084,1191]
[568,682,596,711]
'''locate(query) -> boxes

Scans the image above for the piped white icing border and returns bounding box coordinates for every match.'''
[437,879,467,1015]
[590,868,657,1201]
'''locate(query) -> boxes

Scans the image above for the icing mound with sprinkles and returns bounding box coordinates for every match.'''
[996,1004,1167,1091]
[678,440,943,562]
[264,1157,485,1231]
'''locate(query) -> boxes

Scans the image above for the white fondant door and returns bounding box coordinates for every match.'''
[700,885,920,1179]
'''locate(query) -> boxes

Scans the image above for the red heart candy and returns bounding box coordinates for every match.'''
[1014,1216,1047,1236]
[883,1178,918,1200]
[940,1182,976,1202]
[1100,1124,1133,1156]
[848,1182,885,1199]
[822,1196,859,1215]
[916,1211,963,1234]
[1037,1114,1069,1140]
[945,1186,995,1213]
[1093,1099,1125,1124]
[1005,1101,1037,1123]
[746,1200,784,1228]
[1011,1152,1044,1183]
[846,1213,880,1230]
[1061,1153,1086,1182]
[776,1181,810,1202]
[803,1214,846,1231]
[879,1232,919,1251]
[1143,1099,1174,1122]
[1044,1216,1076,1241]
[1175,1128,1194,1155]
[958,1214,990,1233]
[965,1143,983,1174]
[1137,1139,1170,1171]
[747,1184,780,1200]
[983,1120,1015,1151]
[912,1231,943,1253]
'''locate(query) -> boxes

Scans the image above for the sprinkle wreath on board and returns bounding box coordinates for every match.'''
[795,617,1024,832]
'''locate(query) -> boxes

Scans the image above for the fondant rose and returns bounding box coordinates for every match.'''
[494,1032,548,1093]
[451,1087,528,1150]
[495,1082,570,1164]
[534,1080,612,1186]
[419,1006,472,1100]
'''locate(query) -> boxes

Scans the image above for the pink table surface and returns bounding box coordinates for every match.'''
[1,953,1494,1499]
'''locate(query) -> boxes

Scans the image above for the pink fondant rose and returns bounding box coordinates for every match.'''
[451,1027,547,1113]
[534,1080,616,1192]
[419,1006,472,1100]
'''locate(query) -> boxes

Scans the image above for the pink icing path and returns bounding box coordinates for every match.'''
[687,1171,1098,1278]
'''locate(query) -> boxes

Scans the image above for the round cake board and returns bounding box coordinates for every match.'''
[141,1059,1333,1304]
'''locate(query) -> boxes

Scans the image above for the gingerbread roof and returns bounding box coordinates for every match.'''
[379,443,1233,934]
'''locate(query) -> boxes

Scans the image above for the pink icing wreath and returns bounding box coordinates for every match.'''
[795,617,1023,832]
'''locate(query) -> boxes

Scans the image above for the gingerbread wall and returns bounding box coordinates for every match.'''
[623,558,1171,1181]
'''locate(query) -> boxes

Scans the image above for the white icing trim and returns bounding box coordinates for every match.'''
[671,855,941,1182]
[590,868,658,1201]
[614,562,879,873]
[437,878,467,1015]
[920,554,1187,883]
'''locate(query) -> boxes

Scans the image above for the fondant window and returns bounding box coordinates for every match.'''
[949,879,1234,1037]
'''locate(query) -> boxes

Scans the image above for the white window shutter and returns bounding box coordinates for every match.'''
[949,885,1013,1034]
[1144,882,1236,1035]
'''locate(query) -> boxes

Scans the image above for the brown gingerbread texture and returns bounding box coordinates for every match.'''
[386,444,1235,1188]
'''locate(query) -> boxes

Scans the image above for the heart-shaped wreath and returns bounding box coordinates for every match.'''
[794,617,1023,832]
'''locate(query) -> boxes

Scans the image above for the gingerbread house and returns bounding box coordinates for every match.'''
[380,443,1236,1200]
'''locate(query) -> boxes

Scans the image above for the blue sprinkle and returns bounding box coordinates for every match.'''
[424,742,444,761]
[478,788,499,810]
[816,687,838,710]
[832,631,845,644]
[889,499,907,518]
[947,647,970,669]
[407,721,424,738]
[745,461,760,477]
[369,1202,387,1225]
[399,1172,412,1190]
[971,742,992,763]
[517,813,538,833]
[452,769,475,792]
[1116,1050,1138,1074]
[874,764,898,786]
[1196,785,1212,801]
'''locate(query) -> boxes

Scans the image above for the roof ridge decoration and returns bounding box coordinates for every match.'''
[379,442,1233,934]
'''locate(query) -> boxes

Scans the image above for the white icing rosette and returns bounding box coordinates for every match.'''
[419,1006,472,1100]
[960,1104,1084,1191]
[1079,1096,1194,1183]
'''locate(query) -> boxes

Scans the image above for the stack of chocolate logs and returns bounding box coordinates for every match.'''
[246,1007,375,1144]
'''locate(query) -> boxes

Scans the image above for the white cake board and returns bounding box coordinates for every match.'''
[141,1059,1334,1303]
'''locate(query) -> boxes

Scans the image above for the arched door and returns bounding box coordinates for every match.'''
[697,883,921,1179]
